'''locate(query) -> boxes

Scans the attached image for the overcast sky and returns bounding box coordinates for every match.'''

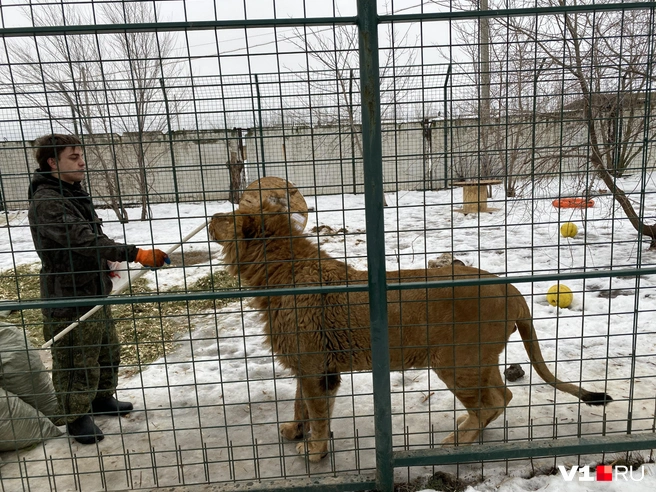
[0,1,466,139]
[0,0,458,75]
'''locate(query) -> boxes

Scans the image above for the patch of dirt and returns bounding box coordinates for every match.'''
[167,250,212,267]
[604,452,652,470]
[311,224,348,235]
[597,289,635,299]
[396,471,471,492]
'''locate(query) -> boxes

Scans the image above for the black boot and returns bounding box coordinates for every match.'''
[67,415,104,445]
[91,396,134,416]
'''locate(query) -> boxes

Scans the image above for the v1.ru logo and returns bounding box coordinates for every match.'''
[558,465,645,482]
[596,465,613,481]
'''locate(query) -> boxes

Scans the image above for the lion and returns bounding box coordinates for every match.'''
[209,198,612,462]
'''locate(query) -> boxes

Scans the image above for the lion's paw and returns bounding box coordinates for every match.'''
[280,422,304,440]
[296,440,328,462]
[442,419,481,446]
[441,432,457,445]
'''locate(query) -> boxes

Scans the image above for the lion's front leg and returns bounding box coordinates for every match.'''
[280,379,309,440]
[294,373,341,462]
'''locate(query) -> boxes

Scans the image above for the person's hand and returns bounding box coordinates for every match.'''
[135,248,171,268]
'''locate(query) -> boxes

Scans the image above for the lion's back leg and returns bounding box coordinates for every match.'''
[433,361,511,445]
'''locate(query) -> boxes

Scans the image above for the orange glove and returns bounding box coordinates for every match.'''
[135,248,170,268]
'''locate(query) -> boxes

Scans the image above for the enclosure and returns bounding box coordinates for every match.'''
[1,1,656,491]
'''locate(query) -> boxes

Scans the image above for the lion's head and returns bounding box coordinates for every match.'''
[209,195,306,246]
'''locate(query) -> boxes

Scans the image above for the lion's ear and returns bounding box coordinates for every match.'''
[241,214,263,239]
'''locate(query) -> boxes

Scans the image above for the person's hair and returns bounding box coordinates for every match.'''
[33,134,82,172]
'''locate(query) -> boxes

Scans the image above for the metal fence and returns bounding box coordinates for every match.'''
[1,1,656,491]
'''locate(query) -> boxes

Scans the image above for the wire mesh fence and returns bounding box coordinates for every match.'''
[1,1,656,491]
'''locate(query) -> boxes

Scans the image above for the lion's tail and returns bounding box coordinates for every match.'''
[514,293,612,406]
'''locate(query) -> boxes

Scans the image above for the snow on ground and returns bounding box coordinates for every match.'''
[0,177,655,491]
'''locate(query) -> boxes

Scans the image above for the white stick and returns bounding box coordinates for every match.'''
[41,219,209,349]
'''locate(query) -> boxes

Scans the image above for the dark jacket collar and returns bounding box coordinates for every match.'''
[28,169,85,199]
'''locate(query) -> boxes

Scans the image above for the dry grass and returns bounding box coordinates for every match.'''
[395,471,471,492]
[0,264,43,348]
[0,264,238,375]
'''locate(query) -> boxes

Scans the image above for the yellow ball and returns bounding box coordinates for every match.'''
[546,284,573,308]
[560,222,578,238]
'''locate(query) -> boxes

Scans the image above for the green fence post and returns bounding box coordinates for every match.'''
[161,78,181,204]
[255,74,267,177]
[357,1,394,491]
[443,63,451,189]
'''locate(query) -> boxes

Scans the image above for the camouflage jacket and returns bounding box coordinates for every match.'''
[28,170,138,318]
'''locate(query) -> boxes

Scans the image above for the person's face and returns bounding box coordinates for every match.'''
[48,146,85,184]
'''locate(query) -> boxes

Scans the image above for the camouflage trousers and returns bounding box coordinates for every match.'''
[44,305,120,424]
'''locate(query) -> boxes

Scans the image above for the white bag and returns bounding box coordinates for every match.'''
[0,388,62,452]
[0,322,62,451]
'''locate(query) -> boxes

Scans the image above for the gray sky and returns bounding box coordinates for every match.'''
[0,1,463,139]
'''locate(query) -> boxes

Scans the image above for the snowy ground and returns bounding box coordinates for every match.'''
[0,177,655,491]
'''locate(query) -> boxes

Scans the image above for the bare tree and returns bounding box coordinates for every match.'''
[3,2,183,221]
[435,1,656,248]
[500,3,656,248]
[287,18,420,200]
[226,128,247,204]
[433,2,558,196]
[482,20,566,198]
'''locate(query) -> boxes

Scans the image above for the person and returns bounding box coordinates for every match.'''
[27,134,170,445]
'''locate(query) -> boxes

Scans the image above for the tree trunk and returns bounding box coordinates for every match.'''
[139,156,149,221]
[583,98,656,249]
[567,26,656,251]
[227,152,245,204]
[595,166,656,250]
